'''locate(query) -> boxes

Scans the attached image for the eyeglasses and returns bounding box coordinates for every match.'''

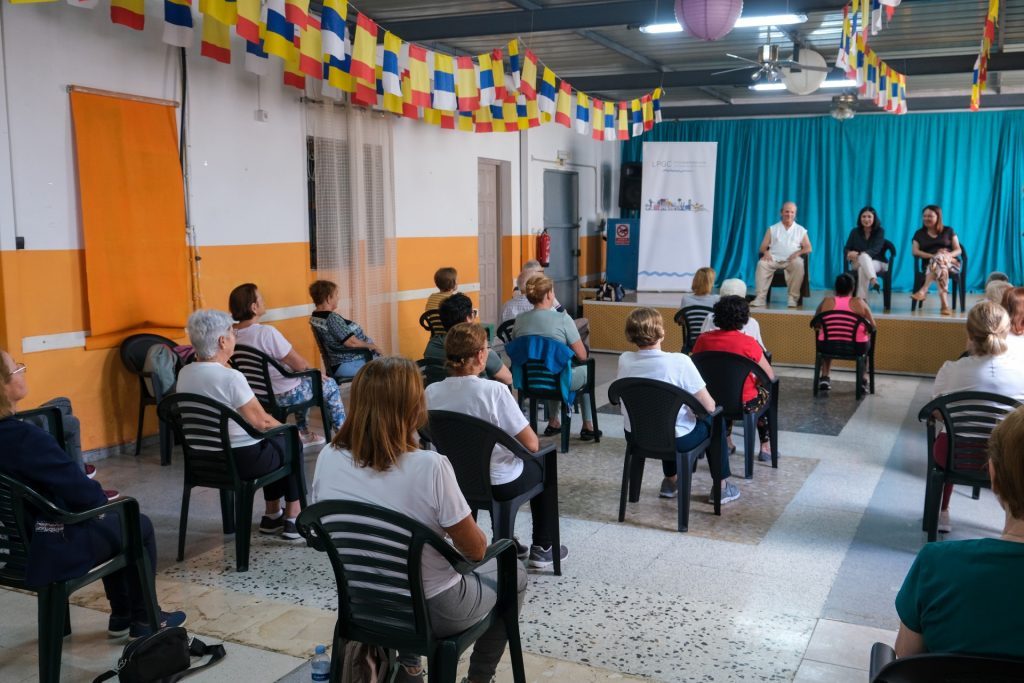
[10,362,27,376]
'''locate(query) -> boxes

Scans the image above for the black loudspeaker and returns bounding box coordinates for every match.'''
[618,162,643,211]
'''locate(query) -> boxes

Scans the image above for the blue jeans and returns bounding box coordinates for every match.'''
[275,376,346,432]
[332,358,367,381]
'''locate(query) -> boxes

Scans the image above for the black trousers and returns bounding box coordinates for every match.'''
[88,512,158,623]
[490,458,555,548]
[232,434,302,503]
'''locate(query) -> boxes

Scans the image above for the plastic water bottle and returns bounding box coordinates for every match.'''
[311,644,330,682]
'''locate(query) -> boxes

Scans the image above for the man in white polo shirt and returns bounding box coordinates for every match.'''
[751,201,812,308]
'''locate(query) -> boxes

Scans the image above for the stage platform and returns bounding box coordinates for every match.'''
[582,289,983,375]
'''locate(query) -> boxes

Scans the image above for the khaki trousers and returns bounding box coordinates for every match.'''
[754,257,804,304]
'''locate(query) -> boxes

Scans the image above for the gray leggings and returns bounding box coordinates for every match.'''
[400,559,527,681]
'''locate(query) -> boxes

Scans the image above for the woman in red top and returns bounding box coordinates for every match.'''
[692,296,776,461]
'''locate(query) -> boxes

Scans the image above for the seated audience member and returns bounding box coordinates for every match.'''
[844,206,889,299]
[680,267,720,309]
[502,263,554,322]
[308,279,381,381]
[986,271,1010,286]
[752,201,812,309]
[1002,287,1024,356]
[617,308,739,505]
[425,267,458,312]
[692,296,776,462]
[176,309,306,540]
[512,275,599,441]
[986,279,1013,306]
[423,293,512,385]
[230,283,346,446]
[894,405,1024,659]
[426,323,566,568]
[910,205,961,316]
[813,273,875,393]
[929,301,1024,533]
[0,347,186,638]
[312,356,528,683]
[699,279,766,349]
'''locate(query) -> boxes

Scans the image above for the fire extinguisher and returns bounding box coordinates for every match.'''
[536,229,551,268]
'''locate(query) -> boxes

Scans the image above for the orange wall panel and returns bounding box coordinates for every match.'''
[197,242,313,311]
[0,250,89,347]
[396,236,479,293]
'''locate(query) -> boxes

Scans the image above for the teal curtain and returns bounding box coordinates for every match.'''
[622,111,1024,293]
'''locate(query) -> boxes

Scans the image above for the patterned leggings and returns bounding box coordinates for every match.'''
[275,376,346,432]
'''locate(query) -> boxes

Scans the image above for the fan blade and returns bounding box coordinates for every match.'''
[725,54,763,66]
[711,65,756,76]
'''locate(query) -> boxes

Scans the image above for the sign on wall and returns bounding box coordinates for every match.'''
[637,142,717,291]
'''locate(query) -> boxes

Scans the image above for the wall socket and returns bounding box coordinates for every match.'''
[254,109,270,122]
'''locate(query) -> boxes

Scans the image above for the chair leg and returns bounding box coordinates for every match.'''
[220,490,236,535]
[676,453,690,533]
[743,415,755,479]
[158,420,172,466]
[768,393,780,470]
[618,450,632,523]
[560,403,570,454]
[235,485,257,572]
[505,608,527,683]
[37,585,67,683]
[177,486,192,562]
[627,453,645,503]
[812,354,821,397]
[547,453,561,577]
[428,642,459,683]
[855,358,864,400]
[135,552,161,632]
[329,621,343,683]
[135,397,146,456]
[923,472,943,542]
[589,389,600,443]
[972,486,981,500]
[869,351,876,394]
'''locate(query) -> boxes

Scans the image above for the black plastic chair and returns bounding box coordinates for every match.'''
[917,391,1020,542]
[763,253,810,306]
[691,350,779,479]
[0,473,159,683]
[608,378,725,532]
[12,405,67,452]
[230,344,333,440]
[673,305,714,354]
[416,357,448,387]
[420,309,446,337]
[426,410,561,574]
[157,393,306,572]
[308,319,374,387]
[869,641,1024,682]
[496,319,515,345]
[810,310,877,400]
[119,333,178,456]
[846,239,897,312]
[911,245,967,313]
[295,500,526,683]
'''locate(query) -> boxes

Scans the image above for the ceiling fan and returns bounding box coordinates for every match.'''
[713,44,831,82]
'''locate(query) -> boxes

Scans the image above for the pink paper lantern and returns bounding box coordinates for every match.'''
[675,0,744,41]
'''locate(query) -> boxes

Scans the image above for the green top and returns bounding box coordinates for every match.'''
[512,308,580,346]
[895,537,1024,657]
[423,335,503,379]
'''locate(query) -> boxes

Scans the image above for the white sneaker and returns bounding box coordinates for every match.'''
[937,509,952,533]
[300,430,326,448]
[750,299,766,308]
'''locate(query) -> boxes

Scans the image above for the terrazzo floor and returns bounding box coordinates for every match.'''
[1,354,1008,682]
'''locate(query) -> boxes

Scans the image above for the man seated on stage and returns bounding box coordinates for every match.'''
[751,202,812,309]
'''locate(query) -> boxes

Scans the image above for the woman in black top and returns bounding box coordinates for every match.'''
[844,206,888,299]
[910,205,961,316]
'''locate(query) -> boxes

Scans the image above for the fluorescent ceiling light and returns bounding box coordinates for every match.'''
[749,83,787,91]
[750,79,857,92]
[639,13,807,33]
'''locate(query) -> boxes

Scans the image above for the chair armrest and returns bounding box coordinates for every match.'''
[35,495,143,527]
[450,538,517,575]
[264,355,321,382]
[517,442,557,464]
[869,642,896,680]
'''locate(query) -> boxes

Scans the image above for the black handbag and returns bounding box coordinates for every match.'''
[92,627,226,683]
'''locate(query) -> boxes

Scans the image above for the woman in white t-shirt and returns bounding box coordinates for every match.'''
[176,309,306,539]
[617,307,740,506]
[426,323,566,570]
[930,301,1024,533]
[229,283,346,446]
[312,357,527,683]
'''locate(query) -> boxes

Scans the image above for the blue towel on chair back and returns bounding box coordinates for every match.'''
[505,335,576,404]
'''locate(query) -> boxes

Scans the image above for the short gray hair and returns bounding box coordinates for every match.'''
[517,264,543,291]
[719,278,748,298]
[187,309,235,360]
[986,280,1013,306]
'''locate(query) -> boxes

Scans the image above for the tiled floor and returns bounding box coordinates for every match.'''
[2,354,1007,682]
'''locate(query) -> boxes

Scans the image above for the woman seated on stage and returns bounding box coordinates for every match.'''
[930,301,1024,533]
[813,273,875,393]
[1002,287,1024,356]
[844,206,889,299]
[910,205,962,316]
[230,283,346,446]
[176,309,306,539]
[308,279,381,380]
[680,267,719,309]
[0,347,186,639]
[512,274,599,440]
[692,296,776,462]
[894,405,1024,659]
[311,356,528,683]
[425,323,565,568]
[617,307,740,505]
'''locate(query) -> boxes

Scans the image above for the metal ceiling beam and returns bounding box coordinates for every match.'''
[567,52,1024,94]
[661,93,1024,119]
[378,0,847,42]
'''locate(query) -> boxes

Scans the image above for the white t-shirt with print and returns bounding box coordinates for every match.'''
[175,361,261,447]
[311,446,473,599]
[425,375,529,485]
[234,324,302,396]
[616,349,706,437]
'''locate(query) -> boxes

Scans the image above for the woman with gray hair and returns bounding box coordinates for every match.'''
[175,309,305,540]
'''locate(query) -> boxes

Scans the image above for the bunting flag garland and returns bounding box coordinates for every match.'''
[350,12,378,85]
[653,88,663,124]
[519,49,538,100]
[490,49,506,100]
[298,16,322,79]
[603,101,616,142]
[163,0,194,47]
[854,35,865,88]
[616,101,629,141]
[283,26,305,90]
[630,98,643,137]
[200,0,236,28]
[554,81,572,128]
[590,98,605,141]
[110,0,144,30]
[68,0,99,9]
[235,0,260,42]
[971,0,999,111]
[431,53,457,111]
[641,94,653,131]
[507,40,521,91]
[575,91,590,135]
[264,0,294,60]
[245,30,270,75]
[400,71,419,118]
[284,0,308,29]
[456,56,479,112]
[381,31,402,99]
[477,51,497,107]
[835,4,851,73]
[457,111,474,132]
[836,1,907,115]
[200,15,232,63]
[538,67,557,120]
[474,104,493,132]
[407,45,432,107]
[322,0,353,93]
